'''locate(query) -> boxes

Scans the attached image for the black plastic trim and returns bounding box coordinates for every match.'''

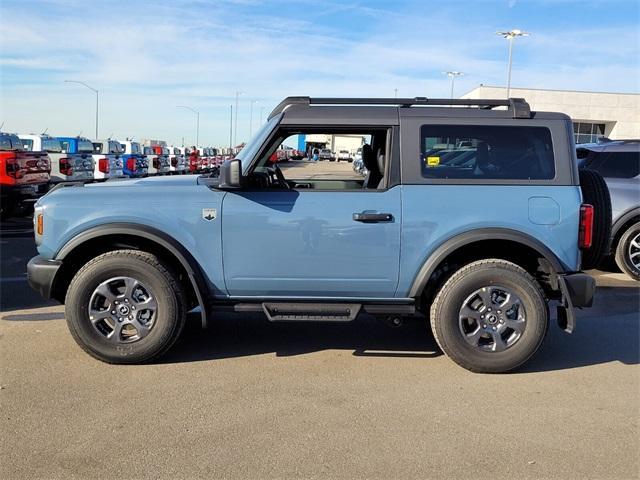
[408,228,567,298]
[27,256,62,299]
[55,223,210,328]
[612,207,640,242]
[561,272,595,308]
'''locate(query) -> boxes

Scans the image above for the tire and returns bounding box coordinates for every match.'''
[430,259,548,373]
[579,168,612,270]
[615,222,640,280]
[65,249,186,364]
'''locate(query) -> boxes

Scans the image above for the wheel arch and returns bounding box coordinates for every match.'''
[611,207,640,251]
[52,223,210,328]
[408,228,567,301]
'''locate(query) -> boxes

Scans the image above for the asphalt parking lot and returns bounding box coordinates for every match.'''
[1,215,638,479]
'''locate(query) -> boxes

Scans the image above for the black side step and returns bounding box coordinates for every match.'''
[262,303,361,322]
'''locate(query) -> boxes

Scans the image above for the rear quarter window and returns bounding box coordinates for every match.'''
[420,125,555,180]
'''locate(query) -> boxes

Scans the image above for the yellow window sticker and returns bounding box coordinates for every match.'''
[426,156,440,167]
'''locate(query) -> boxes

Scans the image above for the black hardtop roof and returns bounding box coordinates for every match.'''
[269,96,573,123]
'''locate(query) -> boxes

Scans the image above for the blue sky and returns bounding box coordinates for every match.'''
[1,0,639,146]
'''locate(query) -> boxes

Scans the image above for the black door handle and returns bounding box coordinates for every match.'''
[353,212,393,222]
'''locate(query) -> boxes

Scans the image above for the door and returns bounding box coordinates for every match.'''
[221,188,401,298]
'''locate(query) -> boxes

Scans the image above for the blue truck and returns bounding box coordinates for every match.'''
[27,97,610,373]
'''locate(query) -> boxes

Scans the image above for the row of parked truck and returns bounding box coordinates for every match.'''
[0,132,226,218]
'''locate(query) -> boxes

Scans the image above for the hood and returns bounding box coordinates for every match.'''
[85,174,202,188]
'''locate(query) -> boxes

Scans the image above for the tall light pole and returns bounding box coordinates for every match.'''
[442,71,464,98]
[249,100,259,138]
[234,90,244,146]
[394,88,398,98]
[496,29,530,98]
[229,105,233,151]
[65,80,98,138]
[176,105,200,147]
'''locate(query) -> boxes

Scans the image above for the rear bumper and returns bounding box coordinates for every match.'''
[27,255,62,300]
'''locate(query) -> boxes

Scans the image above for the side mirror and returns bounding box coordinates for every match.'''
[218,158,242,188]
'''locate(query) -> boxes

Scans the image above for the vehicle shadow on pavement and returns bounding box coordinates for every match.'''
[1,311,65,321]
[161,313,442,364]
[164,286,639,372]
[522,286,640,373]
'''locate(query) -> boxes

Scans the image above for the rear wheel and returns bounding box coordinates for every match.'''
[615,222,640,280]
[65,250,186,363]
[430,259,548,373]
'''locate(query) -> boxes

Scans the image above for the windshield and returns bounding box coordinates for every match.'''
[236,114,281,175]
[43,138,62,153]
[173,148,180,155]
[78,139,94,153]
[162,147,169,155]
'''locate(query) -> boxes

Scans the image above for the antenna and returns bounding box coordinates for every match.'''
[0,121,5,131]
[77,130,83,137]
[42,128,49,135]
[109,132,114,139]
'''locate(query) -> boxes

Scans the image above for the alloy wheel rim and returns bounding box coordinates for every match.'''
[88,276,157,344]
[458,285,526,352]
[627,232,640,271]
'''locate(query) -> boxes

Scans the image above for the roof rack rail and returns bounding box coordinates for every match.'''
[268,96,531,120]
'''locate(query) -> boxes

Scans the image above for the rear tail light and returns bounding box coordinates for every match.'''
[6,157,20,178]
[579,204,594,249]
[171,158,178,167]
[153,157,160,168]
[59,157,73,176]
[127,158,136,172]
[99,158,110,173]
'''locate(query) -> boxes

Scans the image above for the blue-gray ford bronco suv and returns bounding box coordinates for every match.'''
[27,97,610,373]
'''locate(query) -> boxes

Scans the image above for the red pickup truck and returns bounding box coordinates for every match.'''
[1,132,51,219]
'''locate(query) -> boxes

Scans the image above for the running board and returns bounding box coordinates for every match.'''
[262,303,361,322]
[227,302,415,320]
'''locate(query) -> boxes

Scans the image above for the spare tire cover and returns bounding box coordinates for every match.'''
[579,168,612,270]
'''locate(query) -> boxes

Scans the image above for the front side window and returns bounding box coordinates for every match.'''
[594,151,640,178]
[245,129,389,191]
[92,143,102,154]
[21,139,35,151]
[420,125,555,180]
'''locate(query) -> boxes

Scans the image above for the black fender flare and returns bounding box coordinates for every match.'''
[56,222,210,328]
[612,207,640,243]
[407,228,567,298]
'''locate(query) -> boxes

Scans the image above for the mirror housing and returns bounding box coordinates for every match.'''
[218,158,242,189]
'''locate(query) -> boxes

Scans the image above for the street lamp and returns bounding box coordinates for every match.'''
[65,80,98,138]
[176,105,200,147]
[442,71,464,99]
[496,29,530,98]
[249,100,259,138]
[234,90,244,146]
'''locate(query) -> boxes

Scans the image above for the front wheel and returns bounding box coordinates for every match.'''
[65,250,186,363]
[615,222,640,280]
[430,259,548,373]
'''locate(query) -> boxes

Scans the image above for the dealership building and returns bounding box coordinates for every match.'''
[462,85,640,144]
